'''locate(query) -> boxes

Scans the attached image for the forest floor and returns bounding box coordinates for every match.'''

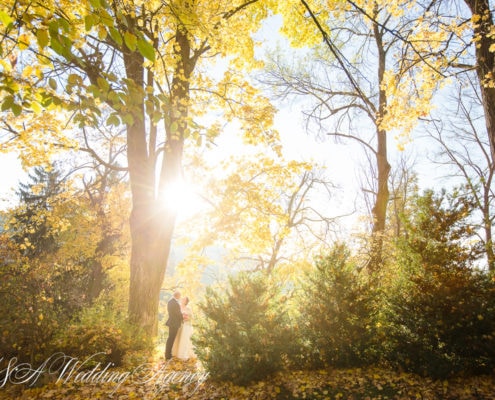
[1,349,494,399]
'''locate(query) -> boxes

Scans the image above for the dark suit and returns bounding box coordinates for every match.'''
[165,297,183,360]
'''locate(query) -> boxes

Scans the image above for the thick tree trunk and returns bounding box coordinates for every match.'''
[126,131,180,335]
[126,27,193,335]
[128,204,175,334]
[123,47,170,335]
[126,113,166,333]
[464,0,495,160]
[125,95,183,334]
[464,0,495,271]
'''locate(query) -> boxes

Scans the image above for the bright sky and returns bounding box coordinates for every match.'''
[0,152,23,209]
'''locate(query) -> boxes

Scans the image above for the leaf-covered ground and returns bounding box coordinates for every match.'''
[1,356,494,399]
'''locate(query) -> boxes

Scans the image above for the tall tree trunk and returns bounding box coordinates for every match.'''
[484,213,495,271]
[124,47,168,334]
[464,0,495,271]
[369,129,390,271]
[483,183,495,271]
[127,27,194,335]
[127,198,177,334]
[127,114,165,333]
[464,0,495,161]
[126,122,177,335]
[368,16,391,272]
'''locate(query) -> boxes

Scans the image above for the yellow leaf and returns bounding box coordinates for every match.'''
[0,10,13,27]
[19,33,30,50]
[31,101,42,114]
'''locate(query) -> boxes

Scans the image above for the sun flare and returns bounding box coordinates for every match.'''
[161,179,205,219]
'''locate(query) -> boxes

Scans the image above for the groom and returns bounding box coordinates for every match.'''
[165,290,183,360]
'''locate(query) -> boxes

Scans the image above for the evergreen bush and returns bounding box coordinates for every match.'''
[384,265,495,378]
[298,244,379,369]
[193,271,293,385]
[384,188,495,378]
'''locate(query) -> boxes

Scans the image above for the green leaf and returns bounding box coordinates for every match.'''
[97,77,110,93]
[84,15,97,31]
[48,20,59,36]
[152,112,163,124]
[122,114,134,126]
[60,35,73,54]
[58,17,70,33]
[68,74,81,85]
[36,29,49,49]
[100,9,114,27]
[107,90,122,108]
[48,78,57,90]
[41,96,53,107]
[89,0,101,8]
[108,27,122,46]
[1,95,14,111]
[137,38,155,61]
[50,37,63,56]
[87,84,100,98]
[50,34,72,58]
[106,114,120,126]
[124,31,137,51]
[11,103,22,116]
[116,11,128,27]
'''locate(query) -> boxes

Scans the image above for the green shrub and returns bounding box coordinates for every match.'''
[384,265,495,378]
[383,187,495,378]
[193,271,293,385]
[298,244,379,369]
[52,304,152,368]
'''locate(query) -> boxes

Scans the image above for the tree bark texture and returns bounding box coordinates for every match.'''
[464,0,495,270]
[368,17,391,272]
[126,27,194,334]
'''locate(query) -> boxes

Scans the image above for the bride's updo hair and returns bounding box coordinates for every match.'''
[184,296,189,305]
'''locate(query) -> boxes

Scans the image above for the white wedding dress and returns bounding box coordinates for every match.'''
[172,305,194,360]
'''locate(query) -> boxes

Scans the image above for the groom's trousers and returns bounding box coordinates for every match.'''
[165,325,180,360]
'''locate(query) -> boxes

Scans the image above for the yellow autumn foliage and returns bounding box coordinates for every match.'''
[172,150,331,282]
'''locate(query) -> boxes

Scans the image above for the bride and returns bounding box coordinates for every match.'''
[172,296,195,360]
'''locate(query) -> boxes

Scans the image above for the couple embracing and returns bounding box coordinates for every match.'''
[165,290,194,360]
